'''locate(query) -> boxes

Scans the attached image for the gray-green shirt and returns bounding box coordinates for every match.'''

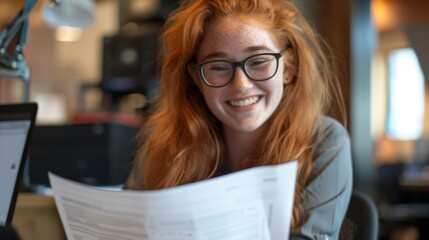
[290,117,353,239]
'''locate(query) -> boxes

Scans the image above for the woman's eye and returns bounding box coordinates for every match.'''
[248,58,269,67]
[208,64,230,72]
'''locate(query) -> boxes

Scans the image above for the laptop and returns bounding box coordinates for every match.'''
[0,102,37,226]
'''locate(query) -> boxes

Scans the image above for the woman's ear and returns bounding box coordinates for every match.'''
[282,47,296,85]
[187,63,203,90]
[283,67,294,85]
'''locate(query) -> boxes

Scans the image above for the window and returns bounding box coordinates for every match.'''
[386,48,424,140]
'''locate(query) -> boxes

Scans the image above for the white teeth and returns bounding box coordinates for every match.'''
[229,96,259,107]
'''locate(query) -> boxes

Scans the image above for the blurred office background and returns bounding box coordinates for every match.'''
[1,0,429,239]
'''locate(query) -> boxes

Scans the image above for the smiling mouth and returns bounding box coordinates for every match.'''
[228,96,260,107]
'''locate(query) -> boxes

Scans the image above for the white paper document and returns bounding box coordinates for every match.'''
[49,161,297,240]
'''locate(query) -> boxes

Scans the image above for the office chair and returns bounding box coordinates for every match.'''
[339,190,379,240]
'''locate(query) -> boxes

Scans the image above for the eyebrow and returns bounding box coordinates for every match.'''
[200,45,275,62]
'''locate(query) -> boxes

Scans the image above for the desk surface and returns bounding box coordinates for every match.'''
[12,193,66,240]
[14,193,56,208]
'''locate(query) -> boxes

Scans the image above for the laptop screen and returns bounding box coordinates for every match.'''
[0,103,37,226]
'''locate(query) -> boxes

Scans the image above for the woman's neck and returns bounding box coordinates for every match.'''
[223,126,262,170]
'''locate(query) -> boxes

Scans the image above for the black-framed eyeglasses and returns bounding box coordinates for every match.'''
[195,50,286,88]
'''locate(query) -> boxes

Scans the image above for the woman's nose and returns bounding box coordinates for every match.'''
[230,68,253,90]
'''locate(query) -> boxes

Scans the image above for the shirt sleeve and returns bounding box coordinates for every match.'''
[290,117,353,240]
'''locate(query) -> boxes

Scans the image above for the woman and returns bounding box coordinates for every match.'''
[126,0,352,239]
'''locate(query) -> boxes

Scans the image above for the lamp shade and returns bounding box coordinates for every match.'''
[42,0,96,29]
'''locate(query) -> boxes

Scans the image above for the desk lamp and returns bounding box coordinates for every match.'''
[0,0,96,102]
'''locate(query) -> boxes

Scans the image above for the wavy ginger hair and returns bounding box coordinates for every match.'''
[127,0,344,229]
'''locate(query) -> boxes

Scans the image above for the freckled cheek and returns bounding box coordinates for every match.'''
[262,78,284,103]
[201,87,224,107]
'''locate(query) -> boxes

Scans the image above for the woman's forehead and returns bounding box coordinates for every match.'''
[196,16,280,61]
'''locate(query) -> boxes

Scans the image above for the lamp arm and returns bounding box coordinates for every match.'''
[0,0,39,103]
[0,0,39,70]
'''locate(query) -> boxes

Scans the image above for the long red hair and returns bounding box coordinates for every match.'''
[127,0,344,229]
